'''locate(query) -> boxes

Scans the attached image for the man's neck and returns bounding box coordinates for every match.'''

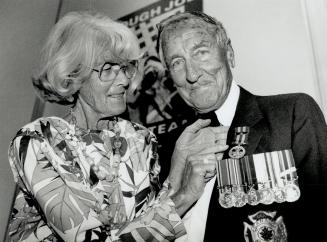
[215,80,240,126]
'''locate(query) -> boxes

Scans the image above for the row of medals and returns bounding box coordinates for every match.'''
[217,127,301,208]
[218,178,301,208]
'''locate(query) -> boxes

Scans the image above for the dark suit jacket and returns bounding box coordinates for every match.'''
[205,87,327,241]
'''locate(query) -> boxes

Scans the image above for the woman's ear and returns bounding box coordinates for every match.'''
[62,78,72,89]
[58,78,82,97]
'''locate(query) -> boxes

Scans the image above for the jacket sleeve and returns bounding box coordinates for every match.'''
[8,135,104,242]
[290,94,327,240]
[117,180,186,241]
[116,129,186,241]
[292,94,327,184]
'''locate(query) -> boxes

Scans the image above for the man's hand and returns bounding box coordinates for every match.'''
[169,119,229,192]
[171,152,217,216]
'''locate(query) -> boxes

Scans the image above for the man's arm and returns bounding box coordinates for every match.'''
[292,93,327,184]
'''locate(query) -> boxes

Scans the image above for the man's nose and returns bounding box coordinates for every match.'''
[185,60,201,83]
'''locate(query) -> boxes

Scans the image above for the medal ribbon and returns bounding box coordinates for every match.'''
[232,127,250,145]
[217,149,300,208]
[229,126,250,159]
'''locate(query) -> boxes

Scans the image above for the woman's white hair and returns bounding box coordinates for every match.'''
[33,11,141,104]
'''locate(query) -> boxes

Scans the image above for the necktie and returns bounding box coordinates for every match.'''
[198,111,221,127]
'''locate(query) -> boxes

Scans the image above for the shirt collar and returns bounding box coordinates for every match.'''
[215,80,240,126]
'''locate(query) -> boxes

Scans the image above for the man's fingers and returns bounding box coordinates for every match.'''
[189,144,229,155]
[188,152,216,160]
[204,171,216,182]
[192,163,216,177]
[186,157,217,178]
[185,119,211,133]
[187,154,216,167]
[209,126,230,134]
[215,153,224,161]
[214,132,228,141]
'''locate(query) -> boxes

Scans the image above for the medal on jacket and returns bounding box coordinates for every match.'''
[229,127,249,159]
[216,158,247,208]
[216,149,300,208]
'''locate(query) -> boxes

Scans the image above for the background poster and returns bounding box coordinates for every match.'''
[119,0,202,181]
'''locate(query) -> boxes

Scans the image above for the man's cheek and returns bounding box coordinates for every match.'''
[202,63,221,76]
[178,89,192,103]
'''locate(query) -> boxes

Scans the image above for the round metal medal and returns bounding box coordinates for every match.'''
[259,188,275,205]
[284,183,301,202]
[219,190,236,208]
[273,187,286,203]
[228,145,246,159]
[247,188,260,206]
[233,188,247,207]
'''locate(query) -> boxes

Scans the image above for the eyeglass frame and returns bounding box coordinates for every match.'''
[92,60,139,82]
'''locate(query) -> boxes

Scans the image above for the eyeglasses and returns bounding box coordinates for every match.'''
[92,60,138,82]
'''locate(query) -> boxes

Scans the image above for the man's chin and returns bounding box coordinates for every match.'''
[194,101,218,113]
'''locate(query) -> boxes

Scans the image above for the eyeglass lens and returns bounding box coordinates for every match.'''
[98,61,137,81]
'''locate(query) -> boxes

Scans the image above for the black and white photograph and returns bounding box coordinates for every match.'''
[1,0,327,241]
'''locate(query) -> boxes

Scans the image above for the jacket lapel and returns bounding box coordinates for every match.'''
[227,87,267,156]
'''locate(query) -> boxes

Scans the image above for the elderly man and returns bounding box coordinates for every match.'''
[157,11,327,241]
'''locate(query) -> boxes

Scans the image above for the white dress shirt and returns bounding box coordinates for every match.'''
[176,81,240,242]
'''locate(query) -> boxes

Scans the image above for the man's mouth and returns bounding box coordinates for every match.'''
[190,83,212,92]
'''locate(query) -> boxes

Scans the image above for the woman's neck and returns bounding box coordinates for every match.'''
[69,98,104,130]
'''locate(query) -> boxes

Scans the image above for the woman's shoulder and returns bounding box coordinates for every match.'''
[123,119,157,140]
[12,116,71,142]
[21,116,68,128]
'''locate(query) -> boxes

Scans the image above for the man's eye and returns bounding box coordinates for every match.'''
[170,59,185,71]
[194,49,210,61]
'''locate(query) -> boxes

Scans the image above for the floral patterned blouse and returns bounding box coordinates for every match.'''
[8,117,185,241]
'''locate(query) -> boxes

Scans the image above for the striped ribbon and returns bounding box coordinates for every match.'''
[229,127,250,159]
[232,126,250,145]
[216,149,300,208]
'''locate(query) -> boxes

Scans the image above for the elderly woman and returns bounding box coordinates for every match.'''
[7,11,227,242]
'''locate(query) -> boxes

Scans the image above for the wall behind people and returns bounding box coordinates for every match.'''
[203,0,327,116]
[0,0,60,239]
[45,0,327,118]
[303,0,327,117]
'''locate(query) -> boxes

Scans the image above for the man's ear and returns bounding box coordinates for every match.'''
[226,43,235,68]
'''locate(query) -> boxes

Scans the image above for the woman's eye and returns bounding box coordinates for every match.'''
[102,63,112,71]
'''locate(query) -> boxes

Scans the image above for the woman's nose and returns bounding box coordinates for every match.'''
[115,70,130,87]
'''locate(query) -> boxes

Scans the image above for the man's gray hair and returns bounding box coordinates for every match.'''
[156,11,231,68]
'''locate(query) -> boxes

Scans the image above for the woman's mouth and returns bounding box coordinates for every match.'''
[109,92,125,98]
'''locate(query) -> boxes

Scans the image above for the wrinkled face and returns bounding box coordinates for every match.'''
[78,63,130,118]
[162,27,233,113]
